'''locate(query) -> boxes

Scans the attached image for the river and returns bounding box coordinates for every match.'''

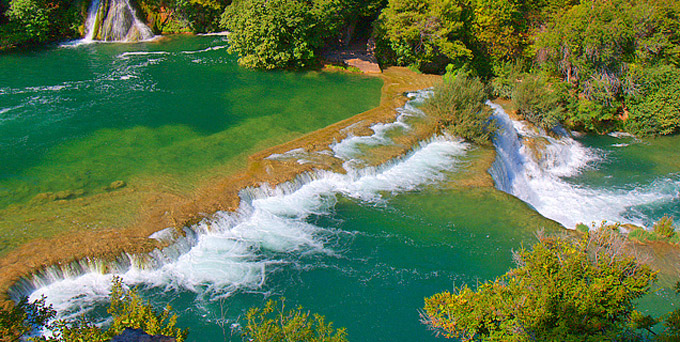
[1,35,679,341]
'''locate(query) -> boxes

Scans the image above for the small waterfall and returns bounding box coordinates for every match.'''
[18,89,472,325]
[488,101,680,229]
[83,0,154,42]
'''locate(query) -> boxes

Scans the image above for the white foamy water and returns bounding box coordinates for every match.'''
[488,102,680,229]
[331,90,432,163]
[22,90,469,322]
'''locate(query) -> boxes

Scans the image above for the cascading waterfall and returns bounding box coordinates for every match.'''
[17,90,471,324]
[82,0,154,42]
[488,101,680,229]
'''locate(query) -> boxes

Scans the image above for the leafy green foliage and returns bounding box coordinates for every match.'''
[220,0,322,69]
[489,61,523,98]
[424,69,495,144]
[6,0,50,42]
[0,297,54,342]
[628,216,680,246]
[422,230,656,341]
[0,278,188,342]
[653,215,676,239]
[242,298,348,342]
[526,0,680,135]
[104,277,188,340]
[625,65,680,136]
[469,0,524,64]
[1,0,82,48]
[374,0,471,73]
[511,73,565,130]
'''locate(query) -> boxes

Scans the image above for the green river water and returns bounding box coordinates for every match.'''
[2,35,680,341]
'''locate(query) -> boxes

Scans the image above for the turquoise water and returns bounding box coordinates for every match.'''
[570,134,680,226]
[64,187,560,342]
[0,35,382,209]
[3,36,680,341]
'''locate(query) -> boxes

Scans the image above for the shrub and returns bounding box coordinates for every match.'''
[423,69,495,144]
[242,299,348,342]
[653,215,676,239]
[512,73,565,130]
[4,277,188,342]
[0,296,54,342]
[575,223,590,233]
[490,61,523,98]
[422,230,656,341]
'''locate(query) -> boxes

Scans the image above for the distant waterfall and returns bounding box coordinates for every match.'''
[83,0,154,42]
[487,101,679,229]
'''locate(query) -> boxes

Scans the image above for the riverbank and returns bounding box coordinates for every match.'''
[0,67,441,304]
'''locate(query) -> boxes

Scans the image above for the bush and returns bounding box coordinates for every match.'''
[242,299,348,342]
[653,215,676,239]
[423,69,495,144]
[0,296,54,341]
[512,73,565,130]
[1,0,82,48]
[422,230,656,341]
[490,61,523,98]
[1,277,188,342]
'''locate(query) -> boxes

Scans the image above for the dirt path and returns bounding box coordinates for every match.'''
[322,41,381,74]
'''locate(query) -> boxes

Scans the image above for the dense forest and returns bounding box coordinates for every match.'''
[2,0,680,136]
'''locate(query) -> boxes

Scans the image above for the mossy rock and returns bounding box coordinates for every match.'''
[105,180,127,191]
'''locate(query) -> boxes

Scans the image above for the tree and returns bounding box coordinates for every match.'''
[422,230,656,341]
[624,64,680,136]
[469,0,524,64]
[374,0,472,73]
[242,298,348,342]
[5,0,50,43]
[220,0,323,70]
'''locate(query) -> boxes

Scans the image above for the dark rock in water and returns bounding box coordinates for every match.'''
[32,192,56,202]
[105,180,127,191]
[111,328,176,342]
[54,189,85,200]
[33,189,85,202]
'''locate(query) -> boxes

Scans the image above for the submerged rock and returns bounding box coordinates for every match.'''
[105,180,127,191]
[32,189,85,202]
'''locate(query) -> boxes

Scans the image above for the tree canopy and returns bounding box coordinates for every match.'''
[422,230,657,341]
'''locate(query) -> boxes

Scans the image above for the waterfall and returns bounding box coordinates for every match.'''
[82,0,154,42]
[18,90,472,324]
[487,101,680,229]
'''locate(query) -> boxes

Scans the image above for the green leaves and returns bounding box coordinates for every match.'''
[221,0,322,70]
[374,0,471,73]
[242,298,348,342]
[422,230,657,341]
[424,70,495,144]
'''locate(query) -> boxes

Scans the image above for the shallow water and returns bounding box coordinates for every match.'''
[0,35,382,209]
[0,35,382,253]
[4,36,680,340]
